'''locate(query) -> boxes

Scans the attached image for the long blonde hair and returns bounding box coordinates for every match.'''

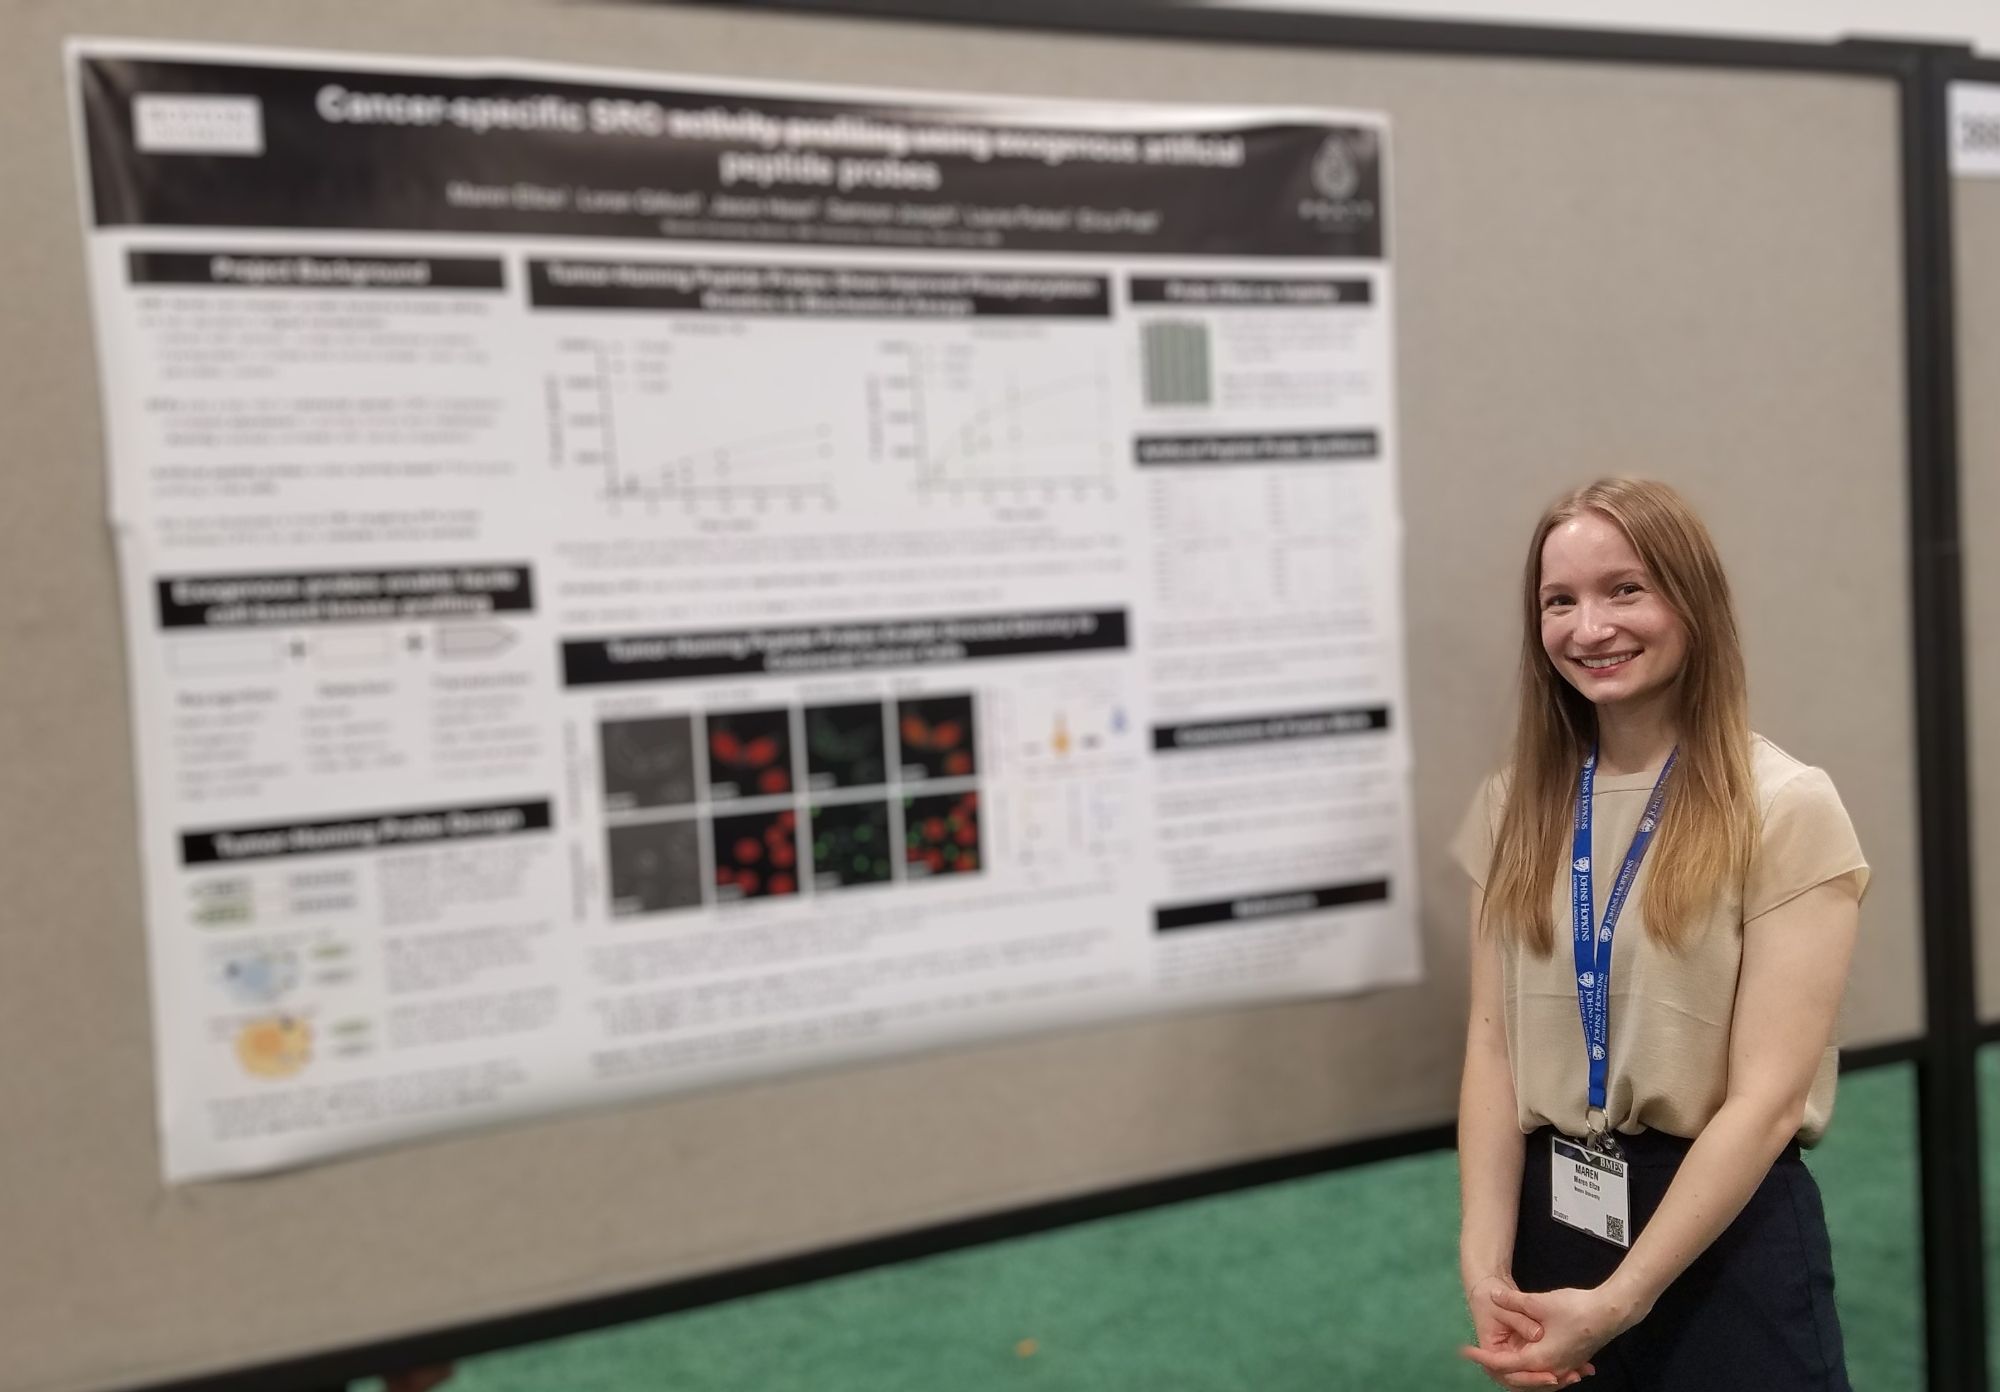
[1482,478,1757,954]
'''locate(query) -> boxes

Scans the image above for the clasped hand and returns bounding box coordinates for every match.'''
[1462,1276,1628,1388]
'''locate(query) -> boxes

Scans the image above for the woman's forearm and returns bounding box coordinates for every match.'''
[1599,1096,1801,1322]
[1459,884,1525,1294]
[1459,1039,1528,1291]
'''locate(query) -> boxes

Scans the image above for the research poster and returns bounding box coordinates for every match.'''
[71,43,1420,1181]
[1951,82,2000,177]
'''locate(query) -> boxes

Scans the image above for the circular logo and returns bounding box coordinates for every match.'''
[1578,971,1596,988]
[1573,856,1591,872]
[1591,1045,1606,1061]
[1311,132,1374,201]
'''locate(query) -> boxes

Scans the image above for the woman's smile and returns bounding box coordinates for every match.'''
[1574,649,1641,676]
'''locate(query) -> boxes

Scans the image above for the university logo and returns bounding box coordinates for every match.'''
[1574,856,1591,872]
[1297,129,1378,231]
[1311,132,1370,200]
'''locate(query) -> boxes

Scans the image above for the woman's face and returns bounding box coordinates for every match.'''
[1538,512,1689,714]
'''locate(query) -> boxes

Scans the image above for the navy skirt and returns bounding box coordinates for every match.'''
[1512,1125,1850,1391]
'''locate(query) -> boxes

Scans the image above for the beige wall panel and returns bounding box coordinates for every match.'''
[1959,177,2000,1023]
[0,2,1918,1387]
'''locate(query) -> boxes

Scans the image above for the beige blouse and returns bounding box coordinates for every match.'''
[1451,734,1869,1145]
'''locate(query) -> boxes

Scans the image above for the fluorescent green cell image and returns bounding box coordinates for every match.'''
[811,801,893,890]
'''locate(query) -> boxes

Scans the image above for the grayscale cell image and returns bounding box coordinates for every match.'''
[600,715,697,811]
[607,818,703,917]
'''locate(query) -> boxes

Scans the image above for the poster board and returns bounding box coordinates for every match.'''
[71,43,1421,1184]
[1949,80,2000,1024]
[0,3,1919,1388]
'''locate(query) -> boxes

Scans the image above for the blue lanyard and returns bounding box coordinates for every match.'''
[1571,744,1677,1125]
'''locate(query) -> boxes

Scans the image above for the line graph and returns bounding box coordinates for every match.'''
[632,421,837,502]
[871,337,1117,498]
[541,317,1120,514]
[546,334,840,512]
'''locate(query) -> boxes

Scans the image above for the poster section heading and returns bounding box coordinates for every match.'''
[1152,707,1389,752]
[128,249,505,291]
[566,608,1128,685]
[80,55,1384,257]
[158,566,534,629]
[1128,275,1371,306]
[529,259,1109,319]
[1135,430,1379,467]
[1154,879,1393,933]
[182,799,553,865]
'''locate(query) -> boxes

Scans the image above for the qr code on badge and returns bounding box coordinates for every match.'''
[1605,1216,1626,1243]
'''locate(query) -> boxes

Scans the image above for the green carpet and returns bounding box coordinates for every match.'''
[367,1063,1926,1391]
[1985,1046,2000,1387]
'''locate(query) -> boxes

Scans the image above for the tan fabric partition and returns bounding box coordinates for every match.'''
[1958,171,2000,1023]
[0,3,1920,1387]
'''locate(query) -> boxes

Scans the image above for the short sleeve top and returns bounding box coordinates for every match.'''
[1450,734,1869,1144]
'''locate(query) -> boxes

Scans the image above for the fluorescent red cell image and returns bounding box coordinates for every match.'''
[705,708,793,800]
[896,695,977,782]
[904,790,980,878]
[713,808,802,902]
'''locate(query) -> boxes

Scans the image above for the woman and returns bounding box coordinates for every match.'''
[1453,479,1868,1390]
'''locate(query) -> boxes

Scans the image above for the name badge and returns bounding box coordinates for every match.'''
[1551,1135,1630,1248]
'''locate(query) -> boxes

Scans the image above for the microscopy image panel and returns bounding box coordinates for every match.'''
[904,789,981,878]
[607,819,703,917]
[804,701,888,790]
[713,808,801,902]
[897,694,977,782]
[600,715,697,811]
[811,800,893,890]
[707,707,794,801]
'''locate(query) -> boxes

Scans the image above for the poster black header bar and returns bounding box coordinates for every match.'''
[565,608,1127,685]
[1154,879,1391,932]
[80,54,1383,258]
[1129,275,1371,306]
[128,250,505,291]
[529,259,1110,318]
[157,565,534,629]
[1153,707,1389,751]
[182,799,553,866]
[1135,431,1379,466]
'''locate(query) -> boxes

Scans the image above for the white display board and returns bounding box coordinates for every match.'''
[71,41,1419,1181]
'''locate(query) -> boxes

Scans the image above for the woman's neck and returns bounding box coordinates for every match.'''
[1594,695,1679,777]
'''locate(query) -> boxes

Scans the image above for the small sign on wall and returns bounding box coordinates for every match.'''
[1951,83,2000,177]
